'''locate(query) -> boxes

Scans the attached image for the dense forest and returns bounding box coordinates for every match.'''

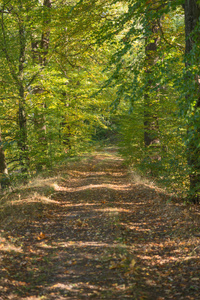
[0,0,200,203]
[1,2,200,299]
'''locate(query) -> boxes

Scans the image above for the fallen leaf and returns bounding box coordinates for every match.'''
[37,232,46,240]
[129,259,136,269]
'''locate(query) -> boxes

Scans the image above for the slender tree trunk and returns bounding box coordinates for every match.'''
[32,0,52,172]
[184,0,200,203]
[1,2,29,175]
[40,0,52,66]
[18,87,28,172]
[0,128,9,189]
[144,19,161,175]
[18,18,29,173]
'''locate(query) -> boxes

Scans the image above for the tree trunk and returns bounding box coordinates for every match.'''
[18,90,28,173]
[18,16,29,174]
[184,0,200,203]
[31,0,52,172]
[40,0,52,66]
[1,2,29,175]
[144,19,161,175]
[0,128,9,189]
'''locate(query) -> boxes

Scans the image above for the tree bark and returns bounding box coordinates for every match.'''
[1,2,29,175]
[184,0,200,203]
[0,128,9,189]
[31,0,52,172]
[144,19,161,175]
[18,17,29,174]
[40,0,52,66]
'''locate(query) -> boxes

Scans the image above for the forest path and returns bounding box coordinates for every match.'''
[0,149,200,300]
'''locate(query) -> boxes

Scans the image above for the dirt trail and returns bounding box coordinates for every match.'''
[0,150,200,299]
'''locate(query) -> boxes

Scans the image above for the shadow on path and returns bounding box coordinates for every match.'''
[0,151,200,299]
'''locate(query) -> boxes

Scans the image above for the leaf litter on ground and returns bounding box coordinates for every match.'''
[0,148,200,299]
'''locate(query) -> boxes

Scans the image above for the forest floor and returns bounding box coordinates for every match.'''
[0,148,200,300]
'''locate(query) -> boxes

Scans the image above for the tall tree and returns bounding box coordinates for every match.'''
[143,3,162,175]
[0,128,9,189]
[184,0,200,202]
[0,1,29,173]
[32,0,52,171]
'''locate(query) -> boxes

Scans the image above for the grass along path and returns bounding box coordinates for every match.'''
[0,149,200,299]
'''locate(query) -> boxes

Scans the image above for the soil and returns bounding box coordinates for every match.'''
[0,149,200,299]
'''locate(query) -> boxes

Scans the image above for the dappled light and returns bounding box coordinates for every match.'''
[0,151,200,299]
[53,182,132,192]
[1,0,200,298]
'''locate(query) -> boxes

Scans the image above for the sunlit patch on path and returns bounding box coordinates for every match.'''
[53,183,132,192]
[0,150,200,300]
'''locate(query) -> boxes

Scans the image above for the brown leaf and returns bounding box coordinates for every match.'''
[37,232,46,240]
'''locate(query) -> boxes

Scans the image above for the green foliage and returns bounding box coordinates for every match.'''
[0,0,116,182]
[96,1,193,197]
[0,0,199,202]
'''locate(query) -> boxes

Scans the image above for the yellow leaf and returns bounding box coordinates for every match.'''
[109,262,118,269]
[130,259,136,269]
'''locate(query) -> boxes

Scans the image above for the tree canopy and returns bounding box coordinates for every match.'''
[0,0,199,203]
